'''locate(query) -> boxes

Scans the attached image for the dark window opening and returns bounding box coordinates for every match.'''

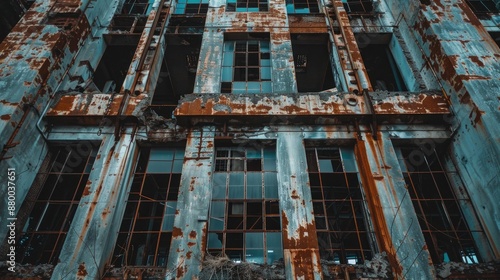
[112,146,184,267]
[465,0,500,16]
[109,15,148,33]
[0,0,35,42]
[286,0,319,14]
[396,146,483,264]
[17,143,99,265]
[306,146,376,264]
[93,45,136,92]
[291,34,335,92]
[342,0,374,15]
[489,32,500,48]
[121,0,153,15]
[208,145,282,264]
[357,34,408,91]
[46,13,80,31]
[151,34,202,117]
[227,0,268,12]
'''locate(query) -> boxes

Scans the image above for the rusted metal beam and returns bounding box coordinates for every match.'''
[45,92,148,125]
[330,0,373,93]
[173,92,450,125]
[121,0,169,95]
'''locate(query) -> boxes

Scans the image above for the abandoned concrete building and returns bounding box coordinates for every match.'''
[0,0,499,279]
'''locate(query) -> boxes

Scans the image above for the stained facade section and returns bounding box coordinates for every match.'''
[0,0,499,279]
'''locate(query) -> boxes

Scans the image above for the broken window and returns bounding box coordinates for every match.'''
[285,0,319,13]
[396,146,483,264]
[226,0,268,12]
[151,33,202,117]
[121,0,154,15]
[109,15,148,33]
[357,34,408,91]
[291,34,336,92]
[342,0,374,15]
[208,145,282,264]
[94,45,136,92]
[221,34,272,94]
[112,147,184,267]
[174,0,209,14]
[306,147,376,264]
[466,0,500,15]
[18,143,98,265]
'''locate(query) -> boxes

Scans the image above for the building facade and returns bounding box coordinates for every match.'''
[0,0,499,279]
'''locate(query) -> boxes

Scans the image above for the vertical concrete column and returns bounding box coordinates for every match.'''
[51,129,137,279]
[166,126,215,279]
[387,0,500,257]
[193,29,224,94]
[354,132,435,279]
[0,119,49,245]
[269,0,298,94]
[270,32,298,93]
[276,130,322,280]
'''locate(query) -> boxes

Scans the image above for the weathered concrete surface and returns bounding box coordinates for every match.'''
[194,0,297,94]
[355,132,435,279]
[0,0,121,248]
[51,128,137,279]
[175,92,449,118]
[383,0,500,260]
[277,130,322,279]
[166,126,215,279]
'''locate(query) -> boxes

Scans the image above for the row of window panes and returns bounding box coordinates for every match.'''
[21,144,485,266]
[396,147,481,264]
[19,144,98,265]
[306,147,358,173]
[213,172,279,199]
[286,0,320,14]
[227,0,268,12]
[174,0,209,14]
[112,148,182,267]
[208,232,283,264]
[215,147,276,171]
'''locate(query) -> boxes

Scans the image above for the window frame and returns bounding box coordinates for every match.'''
[285,0,320,14]
[111,146,184,267]
[306,146,377,264]
[208,145,282,264]
[221,36,272,94]
[18,143,99,265]
[226,0,268,12]
[396,146,483,264]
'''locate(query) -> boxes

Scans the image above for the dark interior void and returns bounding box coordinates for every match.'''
[93,45,136,92]
[109,15,148,33]
[357,34,407,91]
[466,0,500,18]
[343,0,373,15]
[291,34,335,93]
[489,32,500,48]
[0,0,33,42]
[150,33,202,117]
